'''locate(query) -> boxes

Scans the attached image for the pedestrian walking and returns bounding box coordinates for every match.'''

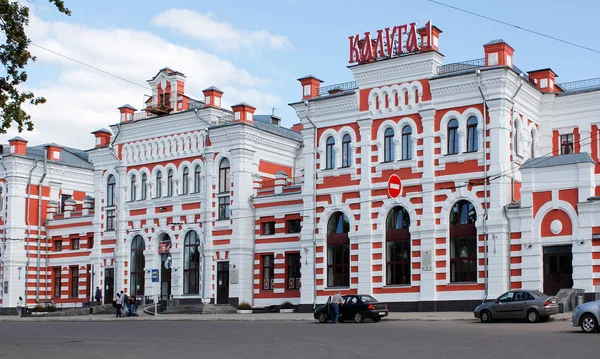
[331,291,343,324]
[16,296,23,317]
[129,292,137,317]
[121,290,129,317]
[115,293,123,317]
[94,287,102,304]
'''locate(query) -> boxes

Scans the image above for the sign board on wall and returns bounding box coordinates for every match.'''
[151,269,159,283]
[421,250,432,271]
[230,268,239,284]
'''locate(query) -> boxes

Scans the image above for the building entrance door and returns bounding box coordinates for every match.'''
[104,268,114,304]
[543,245,573,295]
[160,253,172,301]
[216,261,229,304]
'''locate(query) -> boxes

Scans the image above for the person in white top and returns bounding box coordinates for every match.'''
[331,292,343,324]
[115,293,123,317]
[16,296,24,317]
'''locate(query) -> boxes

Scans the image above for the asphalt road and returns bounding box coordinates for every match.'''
[0,319,595,359]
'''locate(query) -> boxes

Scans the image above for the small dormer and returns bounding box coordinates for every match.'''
[202,86,224,109]
[118,104,136,123]
[528,69,560,93]
[45,144,62,161]
[483,39,514,68]
[8,136,27,155]
[145,67,186,115]
[91,128,112,148]
[297,75,323,100]
[231,103,256,123]
[417,21,442,52]
[270,115,281,126]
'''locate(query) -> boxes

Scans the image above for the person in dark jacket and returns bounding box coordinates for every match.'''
[95,287,102,304]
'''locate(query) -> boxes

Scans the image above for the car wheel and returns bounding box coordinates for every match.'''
[372,316,381,323]
[318,313,328,323]
[526,309,540,323]
[479,310,492,323]
[354,312,364,323]
[580,314,597,333]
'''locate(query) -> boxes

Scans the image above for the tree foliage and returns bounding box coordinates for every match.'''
[0,0,70,133]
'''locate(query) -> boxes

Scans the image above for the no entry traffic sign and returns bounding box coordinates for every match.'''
[387,174,402,198]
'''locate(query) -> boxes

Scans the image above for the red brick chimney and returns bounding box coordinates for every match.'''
[45,144,62,161]
[118,104,136,123]
[8,136,27,156]
[202,86,224,108]
[231,103,256,123]
[297,75,323,100]
[417,21,442,52]
[528,69,560,93]
[91,128,112,148]
[483,39,514,67]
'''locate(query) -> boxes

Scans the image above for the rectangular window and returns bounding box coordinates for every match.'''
[262,255,274,290]
[386,240,411,285]
[60,194,72,213]
[53,267,61,298]
[218,196,230,220]
[54,240,62,252]
[72,238,80,250]
[560,133,574,155]
[287,253,301,290]
[287,219,301,234]
[106,209,116,231]
[327,243,350,287]
[262,221,275,235]
[450,237,477,283]
[88,237,94,249]
[70,266,79,298]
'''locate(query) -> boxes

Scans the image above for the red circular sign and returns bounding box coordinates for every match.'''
[387,174,402,198]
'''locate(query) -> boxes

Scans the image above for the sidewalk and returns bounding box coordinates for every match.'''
[0,311,573,322]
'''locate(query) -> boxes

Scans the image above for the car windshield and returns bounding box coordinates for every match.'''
[359,295,378,303]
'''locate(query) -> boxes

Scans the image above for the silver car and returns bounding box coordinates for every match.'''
[474,290,559,323]
[572,299,600,333]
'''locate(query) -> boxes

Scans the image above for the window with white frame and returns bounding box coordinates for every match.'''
[384,128,394,162]
[341,134,352,168]
[447,119,459,155]
[467,117,478,152]
[325,136,335,169]
[401,126,412,160]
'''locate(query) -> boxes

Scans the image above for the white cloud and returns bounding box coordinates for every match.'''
[152,9,293,52]
[0,14,285,149]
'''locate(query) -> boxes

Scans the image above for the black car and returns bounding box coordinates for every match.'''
[313,294,389,323]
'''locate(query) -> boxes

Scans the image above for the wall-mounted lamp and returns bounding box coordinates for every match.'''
[525,243,533,250]
[159,207,167,212]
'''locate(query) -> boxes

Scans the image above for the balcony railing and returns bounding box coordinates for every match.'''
[558,77,600,93]
[318,81,358,97]
[437,58,485,75]
[259,177,304,190]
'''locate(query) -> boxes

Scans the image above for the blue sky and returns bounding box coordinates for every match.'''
[4,0,599,149]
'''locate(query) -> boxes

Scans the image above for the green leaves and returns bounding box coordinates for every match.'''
[0,0,70,133]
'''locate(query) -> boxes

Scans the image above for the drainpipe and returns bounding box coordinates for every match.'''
[249,195,256,305]
[36,149,48,302]
[476,70,489,302]
[303,101,318,311]
[108,124,122,296]
[0,156,7,296]
[509,74,524,202]
[25,160,39,309]
[201,130,209,302]
[503,205,512,292]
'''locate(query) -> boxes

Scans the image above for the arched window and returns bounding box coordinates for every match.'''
[155,171,162,198]
[106,175,116,207]
[218,159,230,220]
[384,128,394,162]
[447,119,459,154]
[141,173,147,200]
[513,120,520,155]
[325,136,335,169]
[130,235,145,296]
[467,116,478,152]
[194,165,201,193]
[401,126,412,160]
[386,207,411,285]
[327,212,350,287]
[341,134,352,168]
[182,167,189,195]
[183,231,200,294]
[130,175,137,201]
[167,169,174,197]
[449,200,477,283]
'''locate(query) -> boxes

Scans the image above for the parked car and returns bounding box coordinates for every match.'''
[473,290,559,323]
[572,299,600,333]
[314,294,389,323]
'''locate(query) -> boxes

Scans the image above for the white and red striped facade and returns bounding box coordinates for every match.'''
[1,24,600,310]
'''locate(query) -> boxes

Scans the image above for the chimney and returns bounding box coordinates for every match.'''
[483,39,514,68]
[297,75,323,100]
[8,136,27,156]
[118,104,136,123]
[291,123,303,132]
[528,69,559,93]
[91,128,112,148]
[45,144,62,161]
[417,21,442,52]
[231,103,256,123]
[202,86,224,109]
